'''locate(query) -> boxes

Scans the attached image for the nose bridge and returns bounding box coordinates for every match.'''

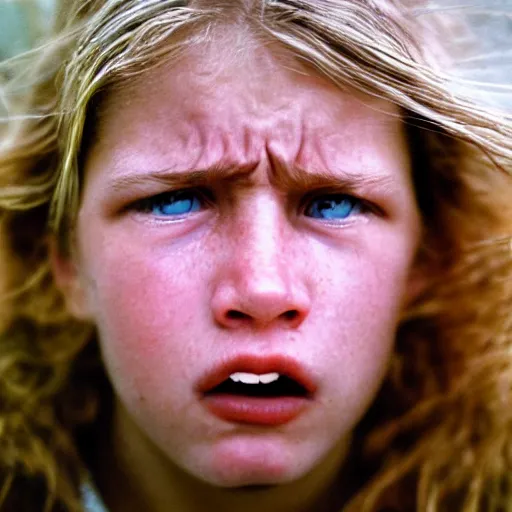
[234,191,289,283]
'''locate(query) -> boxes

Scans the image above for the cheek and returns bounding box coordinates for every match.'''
[81,234,213,404]
[310,231,415,417]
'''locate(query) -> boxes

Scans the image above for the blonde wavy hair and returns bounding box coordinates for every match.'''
[1,0,511,510]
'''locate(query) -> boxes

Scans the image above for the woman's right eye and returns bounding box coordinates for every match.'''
[133,189,205,217]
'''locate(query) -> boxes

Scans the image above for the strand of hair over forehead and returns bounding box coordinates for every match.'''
[264,0,511,136]
[49,0,207,234]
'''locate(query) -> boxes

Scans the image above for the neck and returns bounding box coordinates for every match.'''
[93,400,352,512]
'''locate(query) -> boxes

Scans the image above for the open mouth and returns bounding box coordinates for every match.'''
[198,357,317,426]
[205,373,309,398]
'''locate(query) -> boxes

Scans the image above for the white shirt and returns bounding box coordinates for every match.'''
[81,479,109,512]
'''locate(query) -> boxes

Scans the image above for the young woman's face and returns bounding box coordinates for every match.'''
[62,42,421,487]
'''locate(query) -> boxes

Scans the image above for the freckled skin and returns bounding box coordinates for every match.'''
[66,39,421,511]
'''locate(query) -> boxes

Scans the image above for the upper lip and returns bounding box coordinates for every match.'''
[196,354,318,395]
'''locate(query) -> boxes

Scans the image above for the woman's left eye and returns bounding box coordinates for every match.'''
[304,194,363,220]
[134,190,204,217]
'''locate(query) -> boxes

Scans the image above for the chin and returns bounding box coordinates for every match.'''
[208,464,300,489]
[203,468,305,489]
[191,436,319,488]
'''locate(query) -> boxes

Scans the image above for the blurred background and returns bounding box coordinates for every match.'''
[0,0,510,108]
[0,0,55,60]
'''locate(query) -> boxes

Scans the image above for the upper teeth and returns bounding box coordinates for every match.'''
[229,372,280,384]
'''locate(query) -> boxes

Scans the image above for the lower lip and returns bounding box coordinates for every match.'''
[203,395,310,426]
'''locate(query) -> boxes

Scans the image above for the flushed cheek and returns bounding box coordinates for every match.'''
[82,235,213,409]
[311,237,413,412]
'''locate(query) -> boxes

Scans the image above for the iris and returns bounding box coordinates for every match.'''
[139,191,202,216]
[305,195,362,220]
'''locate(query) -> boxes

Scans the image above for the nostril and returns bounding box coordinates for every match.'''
[281,310,299,322]
[226,310,249,321]
[225,309,300,324]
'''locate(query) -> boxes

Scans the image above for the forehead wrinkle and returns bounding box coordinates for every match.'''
[184,106,266,169]
[202,119,264,170]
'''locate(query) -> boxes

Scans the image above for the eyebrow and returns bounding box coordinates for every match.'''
[106,159,398,195]
[266,154,398,194]
[107,163,258,193]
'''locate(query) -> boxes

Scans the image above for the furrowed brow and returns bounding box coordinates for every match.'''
[106,159,398,196]
[268,155,399,195]
[106,162,259,193]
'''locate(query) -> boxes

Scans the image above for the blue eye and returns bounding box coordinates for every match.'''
[136,190,203,217]
[305,194,362,220]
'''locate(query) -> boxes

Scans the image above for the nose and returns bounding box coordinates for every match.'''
[211,196,311,330]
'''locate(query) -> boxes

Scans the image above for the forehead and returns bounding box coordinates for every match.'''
[104,32,400,117]
[88,33,408,182]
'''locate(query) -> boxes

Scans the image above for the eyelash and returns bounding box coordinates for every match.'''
[131,188,371,221]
